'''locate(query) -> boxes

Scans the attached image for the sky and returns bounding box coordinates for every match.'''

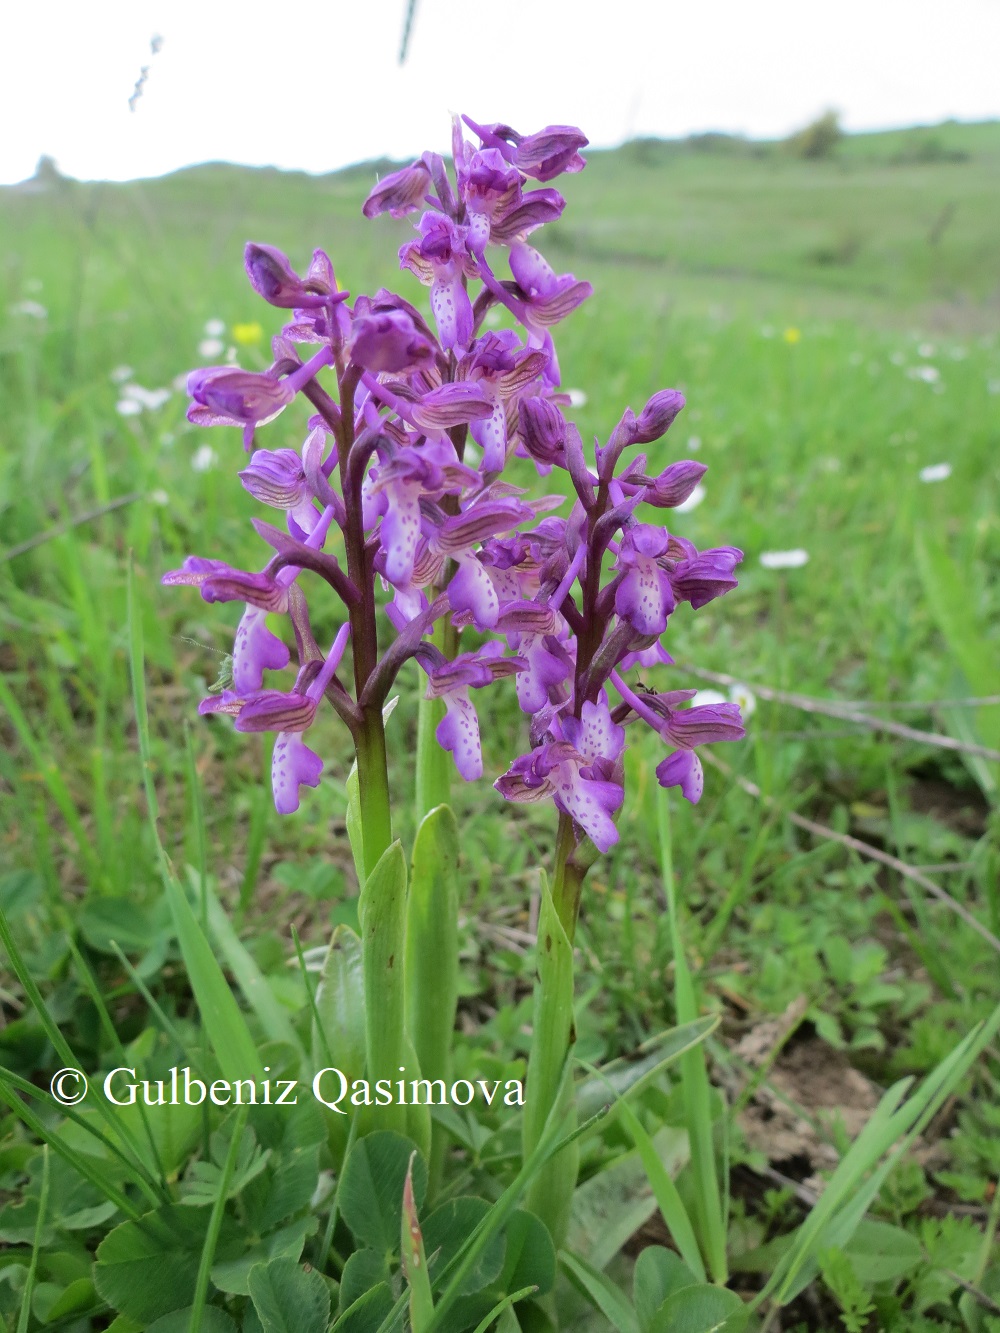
[4,0,1000,184]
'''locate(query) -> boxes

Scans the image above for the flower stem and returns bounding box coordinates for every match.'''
[356,709,393,879]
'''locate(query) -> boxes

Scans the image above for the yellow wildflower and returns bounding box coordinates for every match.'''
[232,321,264,346]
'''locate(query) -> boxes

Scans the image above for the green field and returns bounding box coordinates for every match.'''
[1,120,999,1330]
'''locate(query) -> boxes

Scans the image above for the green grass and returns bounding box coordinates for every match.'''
[1,118,999,1329]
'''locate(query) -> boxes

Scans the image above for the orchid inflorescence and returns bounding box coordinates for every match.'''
[165,114,745,858]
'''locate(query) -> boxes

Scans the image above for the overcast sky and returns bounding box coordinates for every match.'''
[4,0,999,184]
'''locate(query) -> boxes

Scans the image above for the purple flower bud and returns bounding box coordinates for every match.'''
[634,389,685,444]
[518,396,567,466]
[642,460,708,508]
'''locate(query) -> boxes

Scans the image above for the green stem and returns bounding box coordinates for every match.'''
[415,623,452,823]
[356,711,393,880]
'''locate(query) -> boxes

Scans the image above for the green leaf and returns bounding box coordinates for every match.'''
[313,926,366,1080]
[560,1250,639,1333]
[339,1131,427,1254]
[78,899,159,955]
[0,871,43,915]
[94,1204,237,1325]
[575,1017,719,1123]
[650,1284,747,1332]
[497,1209,556,1300]
[634,1248,698,1331]
[43,1276,98,1322]
[359,841,409,1136]
[339,1250,391,1313]
[423,1197,505,1296]
[566,1125,688,1272]
[333,1282,396,1332]
[406,804,459,1088]
[180,1122,270,1207]
[148,1307,238,1332]
[246,1258,330,1333]
[842,1219,922,1283]
[524,871,577,1240]
[211,1217,317,1296]
[345,763,366,893]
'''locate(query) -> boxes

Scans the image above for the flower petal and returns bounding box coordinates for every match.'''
[271,731,323,814]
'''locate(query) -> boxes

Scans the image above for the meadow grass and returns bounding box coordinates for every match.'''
[1,120,999,1326]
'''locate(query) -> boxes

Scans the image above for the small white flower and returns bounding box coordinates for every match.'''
[483,307,504,328]
[919,462,952,483]
[149,489,170,506]
[566,388,587,408]
[160,432,175,447]
[198,337,225,358]
[121,383,171,411]
[760,549,809,570]
[917,342,935,358]
[686,434,702,452]
[191,444,217,472]
[173,372,191,392]
[987,379,1000,396]
[225,346,240,365]
[674,483,706,514]
[116,399,143,417]
[109,364,134,384]
[890,351,906,366]
[25,278,43,293]
[692,690,727,708]
[759,324,774,338]
[907,365,940,384]
[949,346,967,360]
[11,300,47,318]
[204,318,226,336]
[728,683,757,718]
[848,351,864,366]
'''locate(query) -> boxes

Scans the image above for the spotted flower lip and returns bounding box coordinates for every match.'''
[614,524,676,635]
[416,645,525,780]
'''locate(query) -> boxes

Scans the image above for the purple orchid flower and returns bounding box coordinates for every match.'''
[399,211,477,350]
[417,644,523,780]
[462,117,588,182]
[496,693,624,852]
[614,524,676,635]
[460,331,550,472]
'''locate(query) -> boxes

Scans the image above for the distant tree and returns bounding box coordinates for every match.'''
[33,155,64,184]
[786,111,843,160]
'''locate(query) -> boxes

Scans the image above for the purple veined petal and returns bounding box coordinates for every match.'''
[665,701,745,748]
[411,379,493,431]
[656,749,705,804]
[670,546,743,609]
[232,606,290,693]
[552,766,621,853]
[525,277,593,328]
[238,448,309,508]
[436,689,483,781]
[362,159,433,219]
[490,188,566,243]
[470,400,508,473]
[447,555,500,629]
[494,745,563,803]
[436,497,534,554]
[197,690,248,717]
[234,688,317,734]
[271,730,324,815]
[496,349,551,397]
[187,366,295,426]
[429,272,474,350]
